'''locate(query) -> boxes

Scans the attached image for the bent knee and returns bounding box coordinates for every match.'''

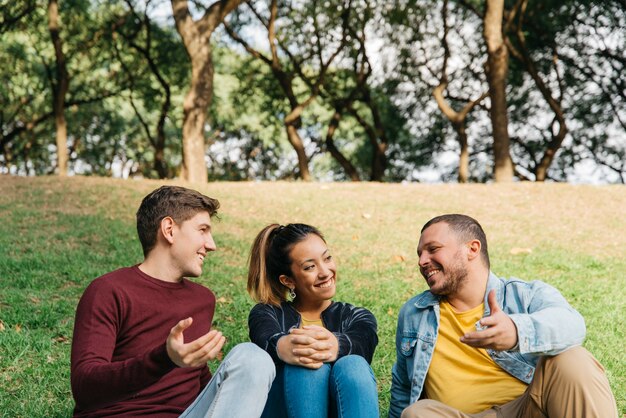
[401,400,450,418]
[334,354,369,368]
[229,342,276,380]
[331,355,375,385]
[543,346,604,381]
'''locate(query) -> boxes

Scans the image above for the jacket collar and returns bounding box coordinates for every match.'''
[482,272,504,316]
[413,290,440,309]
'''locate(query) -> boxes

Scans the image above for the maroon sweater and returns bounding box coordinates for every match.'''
[71,266,215,417]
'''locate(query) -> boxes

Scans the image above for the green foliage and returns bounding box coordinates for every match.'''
[1,0,624,182]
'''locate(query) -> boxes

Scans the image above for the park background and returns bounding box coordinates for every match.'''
[1,0,625,416]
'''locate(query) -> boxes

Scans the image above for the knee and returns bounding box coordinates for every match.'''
[401,400,446,418]
[284,362,330,382]
[542,346,604,384]
[331,355,375,386]
[228,342,276,383]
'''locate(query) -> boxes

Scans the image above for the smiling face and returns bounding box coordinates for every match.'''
[283,234,337,306]
[170,211,216,278]
[417,222,470,297]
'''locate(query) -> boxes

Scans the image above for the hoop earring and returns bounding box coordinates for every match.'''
[289,288,296,300]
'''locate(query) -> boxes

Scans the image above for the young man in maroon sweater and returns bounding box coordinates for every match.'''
[71,186,275,418]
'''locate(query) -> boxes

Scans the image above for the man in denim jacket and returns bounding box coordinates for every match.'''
[389,214,617,418]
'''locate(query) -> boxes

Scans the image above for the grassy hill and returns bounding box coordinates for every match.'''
[1,175,624,416]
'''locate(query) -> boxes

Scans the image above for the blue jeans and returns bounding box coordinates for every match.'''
[180,342,276,418]
[261,355,379,418]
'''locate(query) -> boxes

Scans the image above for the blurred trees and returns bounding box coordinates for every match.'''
[1,0,624,183]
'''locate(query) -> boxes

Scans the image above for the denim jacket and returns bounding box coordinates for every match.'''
[249,301,378,364]
[388,272,586,418]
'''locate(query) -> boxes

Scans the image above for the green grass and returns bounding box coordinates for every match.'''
[0,176,624,416]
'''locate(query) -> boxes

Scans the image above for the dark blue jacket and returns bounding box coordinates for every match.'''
[249,301,378,364]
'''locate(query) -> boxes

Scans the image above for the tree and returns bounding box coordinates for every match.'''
[483,0,514,182]
[171,0,244,183]
[432,0,487,182]
[225,0,350,180]
[1,1,121,175]
[381,0,489,182]
[47,0,69,175]
[109,0,189,179]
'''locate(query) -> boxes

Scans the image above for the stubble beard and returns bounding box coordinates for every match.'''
[430,252,469,297]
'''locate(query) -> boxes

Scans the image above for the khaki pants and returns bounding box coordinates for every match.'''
[401,347,618,418]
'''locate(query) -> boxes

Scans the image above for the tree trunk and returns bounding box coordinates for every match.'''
[535,125,566,181]
[456,123,470,183]
[370,142,387,182]
[325,109,360,181]
[364,94,388,181]
[171,0,243,183]
[285,122,311,181]
[433,0,485,184]
[48,0,69,176]
[180,45,212,183]
[484,0,514,182]
[346,106,387,181]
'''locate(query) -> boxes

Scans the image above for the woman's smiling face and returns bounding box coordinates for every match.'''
[284,234,337,304]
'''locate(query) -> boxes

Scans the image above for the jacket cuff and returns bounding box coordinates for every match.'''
[267,332,288,362]
[508,314,534,354]
[333,332,352,359]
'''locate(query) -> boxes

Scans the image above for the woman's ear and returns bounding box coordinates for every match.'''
[279,274,295,290]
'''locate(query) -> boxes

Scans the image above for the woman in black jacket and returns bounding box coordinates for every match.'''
[247,223,379,418]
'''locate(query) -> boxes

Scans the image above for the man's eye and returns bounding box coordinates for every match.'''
[304,265,314,271]
[325,255,333,261]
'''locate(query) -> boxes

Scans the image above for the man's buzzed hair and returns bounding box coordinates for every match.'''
[421,214,490,269]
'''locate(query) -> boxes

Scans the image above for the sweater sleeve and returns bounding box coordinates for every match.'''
[333,305,378,363]
[70,279,176,410]
[248,303,288,363]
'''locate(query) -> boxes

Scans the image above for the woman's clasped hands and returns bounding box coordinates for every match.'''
[277,325,339,369]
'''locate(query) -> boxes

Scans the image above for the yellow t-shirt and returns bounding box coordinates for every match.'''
[300,316,324,327]
[423,301,527,413]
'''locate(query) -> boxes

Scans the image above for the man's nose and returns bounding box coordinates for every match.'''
[205,234,217,252]
[418,252,429,267]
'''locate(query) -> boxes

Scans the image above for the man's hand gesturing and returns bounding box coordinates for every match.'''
[460,290,519,351]
[166,317,226,368]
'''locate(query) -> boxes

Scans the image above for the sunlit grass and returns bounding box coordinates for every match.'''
[0,176,624,416]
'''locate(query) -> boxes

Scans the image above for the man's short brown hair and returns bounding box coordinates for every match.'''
[136,186,220,256]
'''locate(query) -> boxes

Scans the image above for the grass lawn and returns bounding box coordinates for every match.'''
[0,175,624,417]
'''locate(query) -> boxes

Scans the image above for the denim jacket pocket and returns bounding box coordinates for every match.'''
[400,333,418,357]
